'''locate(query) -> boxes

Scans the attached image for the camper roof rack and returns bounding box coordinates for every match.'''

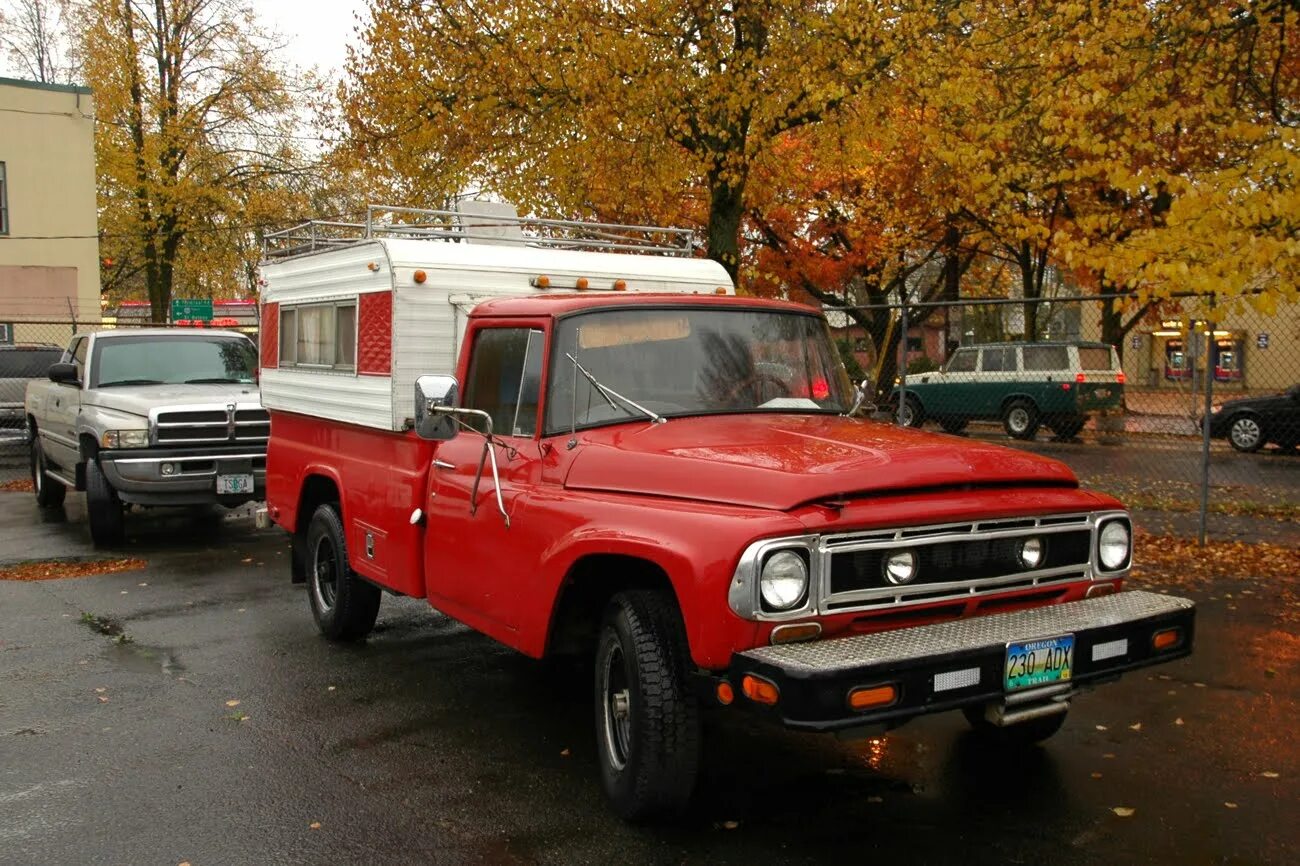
[262,202,696,261]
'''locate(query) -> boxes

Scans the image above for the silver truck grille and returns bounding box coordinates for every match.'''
[821,514,1096,611]
[152,405,269,446]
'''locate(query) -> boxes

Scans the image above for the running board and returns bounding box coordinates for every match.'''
[44,468,77,488]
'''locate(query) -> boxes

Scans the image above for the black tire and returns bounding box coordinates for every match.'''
[1002,399,1041,440]
[594,590,701,821]
[85,459,125,547]
[305,503,381,641]
[1226,414,1264,453]
[1049,414,1087,439]
[962,705,1067,745]
[896,395,926,428]
[30,437,66,508]
[939,417,968,435]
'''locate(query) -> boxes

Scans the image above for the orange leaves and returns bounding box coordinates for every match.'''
[0,558,147,582]
[1129,531,1300,586]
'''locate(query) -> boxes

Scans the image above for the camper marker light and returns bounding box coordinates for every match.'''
[531,275,552,289]
[413,269,427,284]
[612,279,628,291]
[575,277,590,290]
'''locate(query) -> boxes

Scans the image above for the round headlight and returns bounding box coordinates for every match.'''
[760,550,808,610]
[1098,521,1131,570]
[1017,537,1045,569]
[883,550,918,585]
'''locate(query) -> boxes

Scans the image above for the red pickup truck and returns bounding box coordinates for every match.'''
[258,208,1194,819]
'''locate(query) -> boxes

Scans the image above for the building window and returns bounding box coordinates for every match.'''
[0,162,8,235]
[277,300,357,371]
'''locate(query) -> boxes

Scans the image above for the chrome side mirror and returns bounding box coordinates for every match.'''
[847,377,875,417]
[415,375,460,441]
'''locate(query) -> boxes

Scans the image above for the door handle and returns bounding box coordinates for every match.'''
[433,459,455,470]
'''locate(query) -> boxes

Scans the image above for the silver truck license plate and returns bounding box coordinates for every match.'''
[216,473,254,495]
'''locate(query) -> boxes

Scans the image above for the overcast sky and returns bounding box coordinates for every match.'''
[256,0,367,79]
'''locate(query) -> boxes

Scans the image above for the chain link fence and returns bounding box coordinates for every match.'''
[1,320,259,490]
[835,295,1299,540]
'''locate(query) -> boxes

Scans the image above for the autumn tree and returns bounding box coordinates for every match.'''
[340,0,955,281]
[82,0,321,320]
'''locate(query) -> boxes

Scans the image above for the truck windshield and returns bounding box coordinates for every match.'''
[93,336,257,388]
[545,307,853,432]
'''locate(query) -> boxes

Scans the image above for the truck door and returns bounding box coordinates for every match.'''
[43,336,87,472]
[424,325,546,631]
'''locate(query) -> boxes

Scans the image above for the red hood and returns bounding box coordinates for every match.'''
[563,414,1077,510]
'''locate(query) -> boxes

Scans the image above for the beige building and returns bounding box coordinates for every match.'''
[0,76,100,345]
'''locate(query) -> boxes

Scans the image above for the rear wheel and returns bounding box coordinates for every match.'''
[306,503,381,641]
[1049,414,1087,439]
[962,705,1067,746]
[938,417,968,435]
[85,459,124,547]
[595,590,701,821]
[1227,414,1264,452]
[896,396,925,428]
[30,437,66,508]
[1002,399,1041,440]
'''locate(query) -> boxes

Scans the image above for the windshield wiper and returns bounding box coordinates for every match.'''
[565,353,665,425]
[98,379,164,387]
[183,377,251,384]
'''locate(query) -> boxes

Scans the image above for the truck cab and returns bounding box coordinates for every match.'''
[259,207,1194,821]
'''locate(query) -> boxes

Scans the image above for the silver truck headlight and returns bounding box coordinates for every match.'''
[1017,537,1045,569]
[102,430,149,449]
[1098,520,1131,570]
[760,550,809,610]
[883,550,918,584]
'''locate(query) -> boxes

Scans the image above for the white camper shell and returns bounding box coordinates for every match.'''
[257,206,733,432]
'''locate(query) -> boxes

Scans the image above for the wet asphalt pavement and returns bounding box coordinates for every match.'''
[2,492,1298,866]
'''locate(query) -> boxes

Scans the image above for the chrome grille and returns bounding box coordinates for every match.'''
[151,404,269,447]
[822,514,1095,610]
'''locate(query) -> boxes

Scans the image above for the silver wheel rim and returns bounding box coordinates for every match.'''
[33,447,42,494]
[312,535,338,612]
[898,404,916,426]
[1009,407,1030,432]
[1231,418,1261,449]
[601,642,632,772]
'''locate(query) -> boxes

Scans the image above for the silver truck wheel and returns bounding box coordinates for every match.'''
[1002,399,1041,440]
[594,591,700,821]
[85,459,124,547]
[30,437,66,508]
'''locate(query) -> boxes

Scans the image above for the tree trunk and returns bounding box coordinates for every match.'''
[706,172,745,284]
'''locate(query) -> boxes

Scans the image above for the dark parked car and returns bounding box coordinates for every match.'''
[1206,383,1300,452]
[1,344,64,435]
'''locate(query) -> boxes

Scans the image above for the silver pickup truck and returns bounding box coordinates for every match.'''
[24,329,268,546]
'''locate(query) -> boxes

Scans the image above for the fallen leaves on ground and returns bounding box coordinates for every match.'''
[225,700,241,708]
[0,479,34,493]
[309,822,322,830]
[1112,807,1136,818]
[0,558,147,582]
[1129,532,1300,586]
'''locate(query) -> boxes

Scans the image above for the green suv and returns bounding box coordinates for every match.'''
[891,342,1125,440]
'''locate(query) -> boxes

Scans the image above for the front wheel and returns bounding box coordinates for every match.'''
[1227,415,1264,453]
[85,459,124,546]
[30,437,66,508]
[595,591,701,821]
[896,396,926,428]
[1002,399,1041,440]
[305,504,382,641]
[1049,414,1087,440]
[962,705,1067,746]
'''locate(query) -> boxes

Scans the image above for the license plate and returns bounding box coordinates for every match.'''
[1004,634,1074,691]
[216,473,254,495]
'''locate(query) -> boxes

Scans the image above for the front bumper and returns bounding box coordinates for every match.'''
[724,590,1194,732]
[99,446,266,506]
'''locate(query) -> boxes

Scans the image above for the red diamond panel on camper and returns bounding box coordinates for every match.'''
[358,291,393,375]
[260,302,279,368]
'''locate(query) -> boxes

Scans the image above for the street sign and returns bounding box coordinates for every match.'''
[1257,332,1270,349]
[171,298,213,322]
[1130,335,1141,349]
[0,323,12,345]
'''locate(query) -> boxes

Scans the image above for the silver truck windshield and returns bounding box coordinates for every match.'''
[545,307,853,433]
[92,336,257,388]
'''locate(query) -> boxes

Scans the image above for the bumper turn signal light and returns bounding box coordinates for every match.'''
[741,674,780,705]
[1152,628,1183,651]
[848,684,898,711]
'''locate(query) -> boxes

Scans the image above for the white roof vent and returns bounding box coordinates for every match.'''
[455,200,524,246]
